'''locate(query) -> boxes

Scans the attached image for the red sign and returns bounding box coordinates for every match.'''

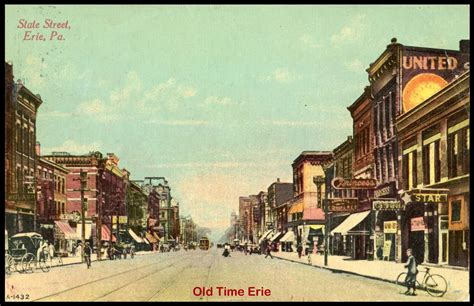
[410,217,425,232]
[332,178,377,190]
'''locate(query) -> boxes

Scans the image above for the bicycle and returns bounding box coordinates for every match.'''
[396,267,447,297]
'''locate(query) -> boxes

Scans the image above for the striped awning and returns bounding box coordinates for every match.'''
[128,229,144,243]
[54,221,80,240]
[101,225,117,242]
[145,232,158,244]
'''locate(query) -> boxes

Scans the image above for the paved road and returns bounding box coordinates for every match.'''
[5,248,465,302]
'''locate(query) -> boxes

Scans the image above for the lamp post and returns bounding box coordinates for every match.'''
[314,175,328,266]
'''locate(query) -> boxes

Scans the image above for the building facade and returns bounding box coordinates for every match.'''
[5,72,43,236]
[396,70,469,268]
[286,151,333,251]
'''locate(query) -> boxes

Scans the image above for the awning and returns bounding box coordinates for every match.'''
[288,202,304,214]
[145,232,158,244]
[101,225,117,242]
[270,232,284,242]
[280,230,295,242]
[330,210,371,236]
[54,221,80,240]
[308,225,325,236]
[258,229,274,244]
[128,229,144,243]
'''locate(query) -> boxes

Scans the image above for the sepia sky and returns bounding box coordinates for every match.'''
[5,5,469,241]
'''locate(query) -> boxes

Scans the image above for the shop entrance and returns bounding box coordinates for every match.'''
[409,230,425,264]
[438,215,449,264]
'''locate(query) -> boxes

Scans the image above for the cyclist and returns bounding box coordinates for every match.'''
[404,248,418,296]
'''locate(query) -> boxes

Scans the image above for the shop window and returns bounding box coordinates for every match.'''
[422,140,441,185]
[402,149,417,190]
[451,200,461,222]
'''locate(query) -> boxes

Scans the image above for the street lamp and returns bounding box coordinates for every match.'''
[313,175,328,266]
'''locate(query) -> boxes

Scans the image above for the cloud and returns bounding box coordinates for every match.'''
[202,96,234,106]
[259,68,301,83]
[110,71,142,107]
[145,119,210,126]
[347,59,365,71]
[42,139,103,155]
[299,34,322,49]
[140,78,198,112]
[39,110,73,118]
[18,55,48,89]
[261,120,321,127]
[77,98,120,122]
[331,14,366,45]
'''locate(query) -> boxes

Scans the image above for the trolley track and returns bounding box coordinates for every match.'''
[33,253,192,301]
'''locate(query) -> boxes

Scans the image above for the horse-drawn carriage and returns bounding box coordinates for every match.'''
[5,232,51,274]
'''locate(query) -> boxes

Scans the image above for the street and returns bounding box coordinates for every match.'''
[4,247,465,302]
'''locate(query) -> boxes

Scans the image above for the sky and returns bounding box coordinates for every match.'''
[5,5,470,242]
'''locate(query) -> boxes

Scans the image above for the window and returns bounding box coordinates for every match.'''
[385,95,390,131]
[451,200,461,222]
[447,111,469,178]
[423,140,441,185]
[402,144,417,190]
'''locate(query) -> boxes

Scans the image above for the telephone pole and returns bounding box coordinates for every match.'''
[73,169,90,246]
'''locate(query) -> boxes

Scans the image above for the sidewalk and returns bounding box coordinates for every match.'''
[272,251,469,296]
[52,250,156,267]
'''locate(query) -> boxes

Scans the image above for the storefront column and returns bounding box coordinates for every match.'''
[396,211,402,263]
[424,202,429,263]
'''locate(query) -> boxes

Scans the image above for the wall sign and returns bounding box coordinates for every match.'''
[383,221,397,234]
[410,217,425,231]
[331,178,377,189]
[402,48,469,113]
[328,198,359,212]
[373,200,405,211]
[411,193,448,203]
[374,181,397,198]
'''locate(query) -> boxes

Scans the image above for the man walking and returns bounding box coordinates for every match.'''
[297,244,303,259]
[265,243,273,259]
[84,241,92,269]
[404,248,418,296]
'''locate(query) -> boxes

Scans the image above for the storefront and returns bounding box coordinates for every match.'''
[372,183,402,262]
[279,230,295,252]
[54,220,80,255]
[330,210,371,259]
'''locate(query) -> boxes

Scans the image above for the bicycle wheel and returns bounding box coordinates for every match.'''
[396,272,409,294]
[425,274,447,297]
[39,256,51,272]
[21,253,35,274]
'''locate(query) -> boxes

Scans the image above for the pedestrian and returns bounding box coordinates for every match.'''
[72,242,77,256]
[76,242,83,262]
[48,241,55,265]
[36,239,47,267]
[244,243,248,256]
[404,248,418,296]
[313,243,318,255]
[84,241,92,269]
[123,246,127,259]
[265,244,273,259]
[297,244,303,259]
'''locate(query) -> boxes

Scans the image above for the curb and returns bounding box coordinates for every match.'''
[273,255,399,286]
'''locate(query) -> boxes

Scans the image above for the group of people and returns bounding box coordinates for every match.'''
[36,239,55,265]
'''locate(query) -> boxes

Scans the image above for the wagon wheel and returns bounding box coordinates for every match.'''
[5,254,15,274]
[21,253,35,274]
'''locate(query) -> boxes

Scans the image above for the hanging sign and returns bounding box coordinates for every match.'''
[410,217,425,231]
[332,178,377,189]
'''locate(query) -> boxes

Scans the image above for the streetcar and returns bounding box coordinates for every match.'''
[199,237,210,250]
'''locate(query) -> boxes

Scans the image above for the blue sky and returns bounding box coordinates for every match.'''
[5,5,469,241]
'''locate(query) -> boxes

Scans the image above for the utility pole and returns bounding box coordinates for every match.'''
[73,169,89,247]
